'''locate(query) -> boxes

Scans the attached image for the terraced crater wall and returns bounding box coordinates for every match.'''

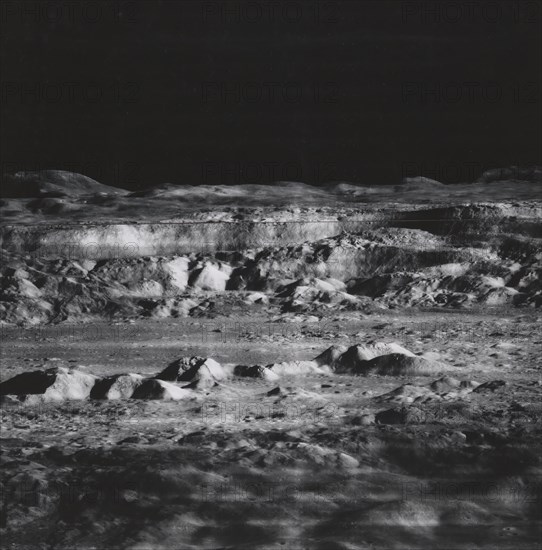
[1,203,540,260]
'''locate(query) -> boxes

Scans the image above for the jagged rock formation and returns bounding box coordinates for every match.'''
[1,222,540,325]
[131,379,193,400]
[1,170,540,325]
[0,344,452,403]
[156,356,226,389]
[89,373,144,400]
[233,365,280,381]
[0,367,96,402]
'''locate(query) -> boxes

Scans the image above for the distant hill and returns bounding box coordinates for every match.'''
[1,170,129,198]
[477,166,542,184]
[400,176,444,186]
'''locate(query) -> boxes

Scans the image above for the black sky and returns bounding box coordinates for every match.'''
[1,0,541,188]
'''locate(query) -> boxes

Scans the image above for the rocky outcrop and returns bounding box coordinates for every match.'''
[131,379,193,400]
[1,209,540,325]
[89,373,144,400]
[156,357,226,389]
[0,367,96,402]
[233,365,280,381]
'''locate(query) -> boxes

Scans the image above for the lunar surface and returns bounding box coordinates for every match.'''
[1,169,541,549]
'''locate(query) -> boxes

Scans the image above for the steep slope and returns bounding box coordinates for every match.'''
[1,170,129,198]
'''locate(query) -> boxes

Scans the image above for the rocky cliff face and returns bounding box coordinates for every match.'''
[1,174,540,325]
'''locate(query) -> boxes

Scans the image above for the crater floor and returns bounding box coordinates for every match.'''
[1,175,541,549]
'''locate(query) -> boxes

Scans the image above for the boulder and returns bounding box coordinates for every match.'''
[353,354,438,376]
[90,373,144,399]
[376,406,426,425]
[319,342,415,373]
[267,360,326,377]
[156,356,208,381]
[190,263,231,291]
[472,380,507,393]
[313,345,348,369]
[131,379,193,400]
[0,367,96,402]
[233,365,280,381]
[157,356,226,389]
